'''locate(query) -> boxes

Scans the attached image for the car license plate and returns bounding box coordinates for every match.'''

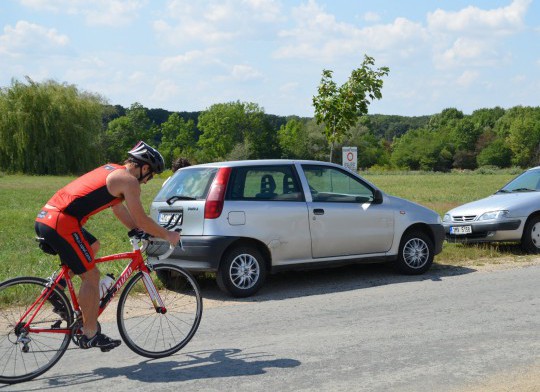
[450,226,472,235]
[158,211,183,226]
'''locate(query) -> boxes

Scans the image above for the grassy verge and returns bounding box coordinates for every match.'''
[0,170,534,282]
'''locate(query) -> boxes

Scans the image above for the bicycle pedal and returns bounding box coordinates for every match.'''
[51,320,62,329]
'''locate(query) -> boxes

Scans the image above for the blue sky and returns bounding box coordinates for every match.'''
[1,0,539,117]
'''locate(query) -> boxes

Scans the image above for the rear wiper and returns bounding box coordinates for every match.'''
[166,195,196,205]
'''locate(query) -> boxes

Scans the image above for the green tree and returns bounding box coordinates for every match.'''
[104,102,154,163]
[159,113,197,167]
[312,55,389,162]
[505,107,540,167]
[278,118,311,159]
[0,78,106,174]
[197,101,277,161]
[391,128,452,171]
[476,138,512,168]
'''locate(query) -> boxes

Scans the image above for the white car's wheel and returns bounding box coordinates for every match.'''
[521,215,540,253]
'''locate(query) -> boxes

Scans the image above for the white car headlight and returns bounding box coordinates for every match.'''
[443,214,451,222]
[477,210,510,221]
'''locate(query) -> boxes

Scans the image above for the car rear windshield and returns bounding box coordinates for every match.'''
[154,167,218,202]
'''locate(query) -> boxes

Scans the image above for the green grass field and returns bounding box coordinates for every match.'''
[0,170,532,282]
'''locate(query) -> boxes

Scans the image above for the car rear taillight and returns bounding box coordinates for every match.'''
[204,167,232,219]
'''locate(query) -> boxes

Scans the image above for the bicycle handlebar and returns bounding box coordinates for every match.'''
[152,242,176,260]
[127,228,182,261]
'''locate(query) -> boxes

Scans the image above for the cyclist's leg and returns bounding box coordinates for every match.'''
[78,267,100,336]
[38,213,120,350]
[82,227,100,258]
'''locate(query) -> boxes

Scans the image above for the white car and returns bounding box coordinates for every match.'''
[443,166,540,252]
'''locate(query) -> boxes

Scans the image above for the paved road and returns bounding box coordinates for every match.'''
[3,262,539,392]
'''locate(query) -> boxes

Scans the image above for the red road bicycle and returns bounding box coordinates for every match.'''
[0,231,203,384]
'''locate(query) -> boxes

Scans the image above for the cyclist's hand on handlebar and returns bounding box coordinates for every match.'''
[165,230,181,247]
[127,228,147,239]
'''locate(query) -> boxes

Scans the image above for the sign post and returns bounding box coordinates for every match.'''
[342,146,358,172]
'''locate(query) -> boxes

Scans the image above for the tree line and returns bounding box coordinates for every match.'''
[1,77,540,175]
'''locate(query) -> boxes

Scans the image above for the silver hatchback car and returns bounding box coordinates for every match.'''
[443,166,540,253]
[149,160,445,297]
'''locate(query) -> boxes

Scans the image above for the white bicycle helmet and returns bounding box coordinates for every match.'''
[127,141,165,174]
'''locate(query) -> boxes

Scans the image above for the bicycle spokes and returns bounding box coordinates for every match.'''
[0,277,73,384]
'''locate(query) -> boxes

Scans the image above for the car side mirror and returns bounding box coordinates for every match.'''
[373,189,383,204]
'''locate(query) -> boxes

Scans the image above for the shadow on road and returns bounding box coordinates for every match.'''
[16,349,300,389]
[199,262,477,302]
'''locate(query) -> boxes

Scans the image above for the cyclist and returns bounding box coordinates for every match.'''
[34,141,180,351]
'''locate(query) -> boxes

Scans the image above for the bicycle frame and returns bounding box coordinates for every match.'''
[19,238,167,336]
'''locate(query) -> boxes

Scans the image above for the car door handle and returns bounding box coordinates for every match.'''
[313,208,325,215]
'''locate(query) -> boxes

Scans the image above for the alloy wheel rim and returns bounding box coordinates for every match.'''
[403,238,429,268]
[229,254,260,289]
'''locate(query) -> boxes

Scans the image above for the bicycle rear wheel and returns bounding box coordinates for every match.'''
[0,277,73,384]
[117,264,202,358]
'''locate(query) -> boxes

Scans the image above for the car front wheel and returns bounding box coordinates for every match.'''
[216,245,267,297]
[394,230,434,274]
[521,215,540,254]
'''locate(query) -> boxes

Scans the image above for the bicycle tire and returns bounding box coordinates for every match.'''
[0,276,73,384]
[116,264,202,358]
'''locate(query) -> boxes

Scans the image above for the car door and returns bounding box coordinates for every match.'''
[300,164,394,258]
[224,164,312,265]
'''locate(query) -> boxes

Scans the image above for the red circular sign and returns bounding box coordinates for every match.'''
[346,152,354,161]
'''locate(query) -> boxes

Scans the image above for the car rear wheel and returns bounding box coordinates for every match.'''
[394,230,433,274]
[520,215,540,253]
[216,245,267,298]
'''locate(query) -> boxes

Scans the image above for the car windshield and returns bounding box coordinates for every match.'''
[154,167,218,202]
[498,169,540,193]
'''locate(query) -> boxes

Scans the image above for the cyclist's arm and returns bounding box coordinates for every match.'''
[107,171,180,245]
[111,203,137,230]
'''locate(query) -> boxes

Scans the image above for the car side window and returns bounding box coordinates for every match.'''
[228,165,304,201]
[301,165,374,203]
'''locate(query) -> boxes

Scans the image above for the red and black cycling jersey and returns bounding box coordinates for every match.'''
[47,164,124,223]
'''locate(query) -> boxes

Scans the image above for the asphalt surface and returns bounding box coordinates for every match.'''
[2,261,539,392]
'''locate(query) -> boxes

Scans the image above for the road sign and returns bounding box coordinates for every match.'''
[342,147,357,171]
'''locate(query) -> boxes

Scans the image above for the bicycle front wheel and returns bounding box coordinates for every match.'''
[0,277,73,384]
[117,264,202,358]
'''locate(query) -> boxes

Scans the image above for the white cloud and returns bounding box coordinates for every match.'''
[456,70,479,87]
[275,1,427,61]
[19,0,145,26]
[231,64,262,80]
[428,0,531,69]
[0,21,69,56]
[427,0,530,35]
[156,0,283,46]
[150,79,180,103]
[436,37,501,68]
[279,82,299,93]
[160,50,207,71]
[363,12,381,23]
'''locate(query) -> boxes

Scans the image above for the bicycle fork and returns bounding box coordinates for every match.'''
[141,271,167,314]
